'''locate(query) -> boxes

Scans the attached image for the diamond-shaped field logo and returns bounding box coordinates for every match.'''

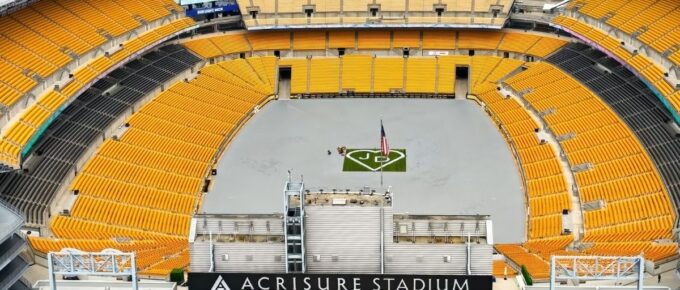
[343,149,406,172]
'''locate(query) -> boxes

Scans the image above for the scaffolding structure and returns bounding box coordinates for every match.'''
[47,249,138,290]
[550,255,644,290]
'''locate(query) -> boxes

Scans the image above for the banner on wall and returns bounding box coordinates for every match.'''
[185,4,238,17]
[188,273,493,290]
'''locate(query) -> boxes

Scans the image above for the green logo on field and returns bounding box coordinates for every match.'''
[342,149,406,172]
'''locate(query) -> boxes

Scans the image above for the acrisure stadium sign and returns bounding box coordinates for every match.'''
[188,273,493,290]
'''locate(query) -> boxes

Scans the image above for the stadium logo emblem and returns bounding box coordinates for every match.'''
[212,275,231,290]
[345,149,406,172]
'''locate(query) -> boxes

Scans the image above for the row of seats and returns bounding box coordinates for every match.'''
[48,215,186,241]
[553,16,679,116]
[29,237,187,270]
[31,56,276,275]
[475,83,570,240]
[70,195,192,236]
[0,0,182,109]
[30,237,157,253]
[183,30,568,59]
[476,80,573,279]
[492,260,517,277]
[278,55,527,95]
[140,248,189,276]
[239,0,512,28]
[505,62,674,243]
[0,18,195,168]
[441,57,569,242]
[566,0,680,62]
[583,241,678,262]
[72,174,197,215]
[495,244,550,279]
[523,236,573,256]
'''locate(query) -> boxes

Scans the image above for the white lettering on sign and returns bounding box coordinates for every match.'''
[277,277,287,290]
[242,278,254,290]
[220,276,473,290]
[318,277,330,290]
[353,278,361,290]
[304,277,312,290]
[413,279,425,290]
[338,278,347,290]
[372,278,381,290]
[452,279,468,290]
[258,277,270,290]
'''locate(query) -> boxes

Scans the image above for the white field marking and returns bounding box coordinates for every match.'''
[345,149,405,171]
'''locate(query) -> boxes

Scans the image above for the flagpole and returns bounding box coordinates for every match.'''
[380,119,384,188]
[380,158,384,187]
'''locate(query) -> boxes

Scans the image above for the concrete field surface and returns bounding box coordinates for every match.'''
[203,98,526,243]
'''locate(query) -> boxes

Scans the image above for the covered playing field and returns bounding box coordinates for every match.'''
[203,99,526,243]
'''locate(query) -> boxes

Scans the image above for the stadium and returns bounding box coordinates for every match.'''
[0,0,678,289]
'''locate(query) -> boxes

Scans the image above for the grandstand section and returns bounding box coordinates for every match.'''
[491,59,677,279]
[0,0,183,114]
[0,1,195,169]
[237,0,513,29]
[0,45,201,227]
[505,63,674,240]
[30,54,274,276]
[547,43,680,240]
[553,10,680,125]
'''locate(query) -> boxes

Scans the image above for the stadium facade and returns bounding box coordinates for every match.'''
[190,180,493,275]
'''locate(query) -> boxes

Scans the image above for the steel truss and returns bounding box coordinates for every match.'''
[47,249,138,290]
[550,256,644,290]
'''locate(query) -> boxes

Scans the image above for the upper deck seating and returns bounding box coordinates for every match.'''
[0,45,201,227]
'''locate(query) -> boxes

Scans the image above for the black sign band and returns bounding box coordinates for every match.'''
[188,273,493,290]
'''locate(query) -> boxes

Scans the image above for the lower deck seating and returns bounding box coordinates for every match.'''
[476,86,571,241]
[548,42,680,238]
[492,61,677,279]
[505,62,674,243]
[30,56,275,275]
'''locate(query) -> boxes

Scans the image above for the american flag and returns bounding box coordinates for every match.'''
[380,121,389,156]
